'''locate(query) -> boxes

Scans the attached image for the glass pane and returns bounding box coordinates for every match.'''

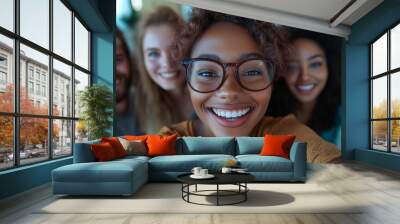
[20,117,49,165]
[372,77,387,119]
[391,120,400,153]
[0,35,14,112]
[20,0,49,49]
[53,59,72,117]
[372,121,388,151]
[391,72,400,118]
[75,120,88,143]
[74,18,89,70]
[74,69,89,118]
[372,33,387,76]
[0,116,13,170]
[53,0,72,60]
[53,119,72,158]
[20,44,49,115]
[0,0,14,31]
[391,24,400,70]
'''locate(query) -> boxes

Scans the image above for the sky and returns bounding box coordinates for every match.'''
[0,0,89,75]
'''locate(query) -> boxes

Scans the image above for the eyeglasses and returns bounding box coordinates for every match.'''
[182,57,275,93]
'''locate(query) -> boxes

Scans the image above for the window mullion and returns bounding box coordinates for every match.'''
[370,45,373,149]
[13,0,20,167]
[387,29,391,152]
[71,10,76,155]
[49,0,53,160]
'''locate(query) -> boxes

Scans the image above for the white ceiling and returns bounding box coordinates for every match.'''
[226,0,352,23]
[168,0,384,38]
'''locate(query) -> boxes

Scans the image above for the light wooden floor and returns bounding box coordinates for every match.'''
[1,161,400,224]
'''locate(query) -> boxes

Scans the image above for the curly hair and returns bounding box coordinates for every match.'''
[174,8,291,78]
[134,6,185,133]
[266,30,341,134]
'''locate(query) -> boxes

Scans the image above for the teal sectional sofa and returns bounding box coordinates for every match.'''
[52,137,307,196]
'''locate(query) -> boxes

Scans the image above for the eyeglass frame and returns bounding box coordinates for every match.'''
[181,57,276,93]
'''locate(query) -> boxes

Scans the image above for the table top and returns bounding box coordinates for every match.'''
[177,172,255,185]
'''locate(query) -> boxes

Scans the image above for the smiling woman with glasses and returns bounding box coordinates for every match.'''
[159,8,341,163]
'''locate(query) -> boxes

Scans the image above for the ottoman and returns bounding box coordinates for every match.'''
[52,156,148,196]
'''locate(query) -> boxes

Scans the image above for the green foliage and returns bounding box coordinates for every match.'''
[79,84,113,140]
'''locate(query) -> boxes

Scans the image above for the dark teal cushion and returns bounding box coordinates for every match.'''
[177,137,235,155]
[236,137,264,155]
[236,155,293,172]
[148,154,235,172]
[73,139,101,163]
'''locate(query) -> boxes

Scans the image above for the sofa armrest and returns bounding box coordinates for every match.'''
[289,142,307,181]
[73,140,99,163]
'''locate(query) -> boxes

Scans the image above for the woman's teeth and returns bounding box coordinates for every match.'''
[159,72,176,78]
[296,84,315,91]
[211,107,251,119]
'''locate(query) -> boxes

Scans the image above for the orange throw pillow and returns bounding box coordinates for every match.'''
[124,135,148,141]
[91,142,117,161]
[260,134,296,159]
[101,137,126,158]
[146,134,177,157]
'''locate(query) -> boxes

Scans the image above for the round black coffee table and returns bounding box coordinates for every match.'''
[177,173,255,206]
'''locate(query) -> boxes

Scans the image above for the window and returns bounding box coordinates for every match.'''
[0,0,91,170]
[0,71,6,85]
[0,55,7,67]
[42,85,46,97]
[35,70,40,81]
[0,54,7,86]
[36,83,40,95]
[28,67,34,80]
[370,22,400,154]
[28,81,34,94]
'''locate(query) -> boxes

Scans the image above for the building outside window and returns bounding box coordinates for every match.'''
[370,22,400,154]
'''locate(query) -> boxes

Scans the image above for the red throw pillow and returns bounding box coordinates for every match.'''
[146,134,177,157]
[101,137,126,158]
[91,142,117,161]
[260,134,296,159]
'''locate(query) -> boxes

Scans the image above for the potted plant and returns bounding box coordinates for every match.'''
[79,84,113,140]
